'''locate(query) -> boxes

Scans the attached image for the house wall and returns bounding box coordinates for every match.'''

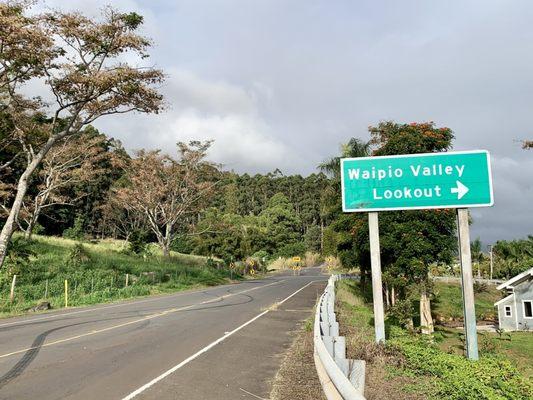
[515,280,533,331]
[497,296,517,331]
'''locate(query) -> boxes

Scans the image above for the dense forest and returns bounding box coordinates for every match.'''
[1,125,329,261]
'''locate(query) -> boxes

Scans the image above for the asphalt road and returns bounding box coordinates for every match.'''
[0,267,326,400]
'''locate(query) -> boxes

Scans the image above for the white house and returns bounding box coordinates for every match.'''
[494,267,533,331]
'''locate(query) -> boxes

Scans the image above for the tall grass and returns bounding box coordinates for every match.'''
[267,252,322,271]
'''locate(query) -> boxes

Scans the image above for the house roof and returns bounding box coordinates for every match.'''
[496,267,533,291]
[494,293,514,306]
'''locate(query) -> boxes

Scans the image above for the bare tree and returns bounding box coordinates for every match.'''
[100,194,147,243]
[17,133,108,239]
[114,141,219,257]
[0,3,164,267]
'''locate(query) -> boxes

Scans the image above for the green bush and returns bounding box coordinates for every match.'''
[62,216,85,240]
[275,242,306,258]
[65,243,91,269]
[127,229,148,255]
[390,334,533,399]
[4,237,35,276]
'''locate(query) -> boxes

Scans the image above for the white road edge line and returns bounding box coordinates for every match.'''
[0,279,285,360]
[121,280,317,400]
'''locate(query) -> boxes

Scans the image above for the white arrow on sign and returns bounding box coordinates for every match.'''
[451,180,469,200]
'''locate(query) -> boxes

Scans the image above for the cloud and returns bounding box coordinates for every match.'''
[18,0,533,242]
[95,69,294,173]
[470,156,533,244]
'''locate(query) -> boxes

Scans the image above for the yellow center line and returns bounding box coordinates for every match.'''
[0,279,285,360]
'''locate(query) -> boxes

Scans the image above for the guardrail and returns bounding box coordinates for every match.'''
[314,274,366,400]
[433,276,504,285]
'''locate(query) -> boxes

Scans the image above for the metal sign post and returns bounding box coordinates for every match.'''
[368,212,386,343]
[457,208,479,360]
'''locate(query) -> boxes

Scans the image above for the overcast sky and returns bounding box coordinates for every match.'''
[39,0,533,245]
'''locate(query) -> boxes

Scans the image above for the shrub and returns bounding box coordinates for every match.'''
[473,281,488,293]
[324,255,341,271]
[276,242,306,258]
[128,229,148,255]
[4,237,35,276]
[387,299,416,329]
[268,257,289,270]
[251,250,270,264]
[63,216,85,240]
[390,335,533,399]
[171,235,193,254]
[65,243,92,269]
[304,251,321,267]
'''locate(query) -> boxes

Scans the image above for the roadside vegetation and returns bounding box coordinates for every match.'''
[0,234,232,317]
[432,282,500,325]
[336,280,533,400]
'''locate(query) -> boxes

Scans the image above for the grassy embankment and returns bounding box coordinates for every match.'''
[0,234,233,317]
[336,280,533,400]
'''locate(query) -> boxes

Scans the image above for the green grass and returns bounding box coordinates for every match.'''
[432,282,501,321]
[434,327,533,378]
[0,234,235,317]
[336,281,533,400]
[336,279,375,336]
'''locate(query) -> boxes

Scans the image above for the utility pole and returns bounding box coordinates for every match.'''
[489,244,493,280]
[457,209,479,361]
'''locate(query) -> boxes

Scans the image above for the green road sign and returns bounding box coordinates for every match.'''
[341,150,493,212]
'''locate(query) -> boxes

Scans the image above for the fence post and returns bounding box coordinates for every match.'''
[44,279,49,299]
[64,279,68,308]
[125,273,129,287]
[10,275,17,303]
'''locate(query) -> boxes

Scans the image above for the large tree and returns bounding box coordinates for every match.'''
[17,131,108,239]
[325,122,457,333]
[0,3,163,267]
[114,141,219,257]
[373,122,456,333]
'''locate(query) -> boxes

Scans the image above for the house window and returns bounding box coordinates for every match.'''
[524,301,533,318]
[504,306,512,317]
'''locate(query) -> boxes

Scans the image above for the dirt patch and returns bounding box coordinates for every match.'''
[270,321,326,400]
[364,359,427,400]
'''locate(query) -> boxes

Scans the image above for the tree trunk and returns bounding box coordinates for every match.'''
[24,205,41,241]
[420,288,434,334]
[0,134,62,269]
[391,286,396,306]
[162,242,170,258]
[161,223,173,258]
[320,220,324,253]
[0,172,31,267]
